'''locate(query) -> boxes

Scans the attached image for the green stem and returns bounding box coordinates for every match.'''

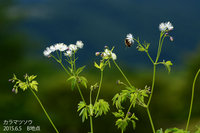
[147,108,155,133]
[147,64,156,107]
[121,130,123,133]
[29,88,59,133]
[146,52,154,64]
[89,116,94,133]
[89,88,94,133]
[95,70,104,103]
[59,62,71,76]
[125,97,135,118]
[76,84,86,103]
[155,32,165,63]
[185,69,200,131]
[146,63,156,133]
[113,60,135,89]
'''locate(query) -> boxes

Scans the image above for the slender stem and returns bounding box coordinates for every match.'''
[155,32,164,62]
[125,97,136,118]
[147,64,156,107]
[95,70,104,103]
[147,108,155,133]
[113,60,135,89]
[29,88,59,133]
[59,62,71,76]
[146,52,154,64]
[121,130,123,133]
[185,69,200,131]
[76,84,86,103]
[89,116,94,133]
[89,88,94,133]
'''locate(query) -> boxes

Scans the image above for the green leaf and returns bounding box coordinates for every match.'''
[130,113,138,120]
[79,107,88,123]
[19,82,28,91]
[88,104,94,116]
[137,45,146,52]
[77,101,88,123]
[67,76,76,81]
[28,75,37,82]
[113,110,124,118]
[130,93,137,108]
[115,118,128,131]
[94,99,110,117]
[30,80,38,92]
[163,60,173,73]
[164,128,189,133]
[67,76,77,90]
[131,120,136,129]
[156,129,163,133]
[71,78,77,90]
[76,66,86,75]
[79,76,88,88]
[77,101,86,112]
[94,62,100,69]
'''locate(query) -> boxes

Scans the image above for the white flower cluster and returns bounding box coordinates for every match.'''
[159,21,174,31]
[126,33,134,44]
[96,48,117,60]
[43,41,84,57]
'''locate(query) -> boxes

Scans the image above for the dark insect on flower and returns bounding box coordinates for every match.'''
[125,38,133,47]
[125,33,134,47]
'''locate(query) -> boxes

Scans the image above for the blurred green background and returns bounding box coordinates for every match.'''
[1,0,200,132]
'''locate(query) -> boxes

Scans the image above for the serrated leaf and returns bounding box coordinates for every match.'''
[76,66,86,75]
[113,110,124,118]
[30,80,38,92]
[67,76,77,90]
[79,76,88,88]
[77,101,86,112]
[77,101,88,123]
[115,118,128,131]
[19,82,28,91]
[28,75,37,82]
[130,93,137,108]
[94,99,110,117]
[79,107,88,123]
[163,60,173,73]
[88,104,94,116]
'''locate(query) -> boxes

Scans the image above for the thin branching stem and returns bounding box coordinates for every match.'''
[113,60,135,89]
[95,70,104,103]
[185,69,200,131]
[147,108,155,133]
[76,84,86,103]
[89,89,94,133]
[147,64,156,107]
[30,88,59,133]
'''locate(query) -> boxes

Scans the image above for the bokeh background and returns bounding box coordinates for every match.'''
[1,0,200,132]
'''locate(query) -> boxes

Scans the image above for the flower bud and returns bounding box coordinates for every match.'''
[127,112,131,117]
[104,46,108,49]
[170,36,173,41]
[12,88,15,93]
[95,52,100,56]
[116,80,121,85]
[165,33,169,36]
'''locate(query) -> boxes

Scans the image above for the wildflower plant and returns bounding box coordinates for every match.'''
[101,21,174,133]
[8,21,200,133]
[43,41,110,133]
[9,74,59,133]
